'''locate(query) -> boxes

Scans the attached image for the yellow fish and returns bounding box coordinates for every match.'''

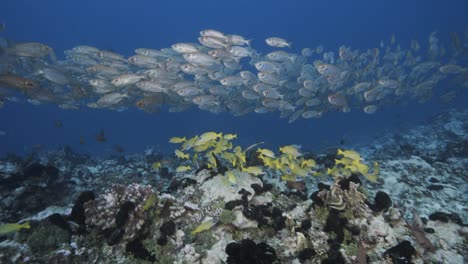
[335,157,354,166]
[192,153,199,164]
[233,146,246,167]
[261,156,282,171]
[175,149,189,159]
[169,137,186,143]
[257,148,276,158]
[193,141,213,152]
[281,174,297,182]
[301,158,316,168]
[206,151,217,169]
[221,152,236,166]
[0,222,31,235]
[364,161,379,182]
[225,170,238,185]
[242,166,265,176]
[191,219,217,235]
[279,163,292,174]
[213,138,229,154]
[337,149,360,161]
[151,162,161,170]
[195,132,222,146]
[181,136,198,151]
[279,145,302,157]
[176,165,192,173]
[223,134,237,140]
[327,167,351,178]
[291,166,309,177]
[142,193,157,211]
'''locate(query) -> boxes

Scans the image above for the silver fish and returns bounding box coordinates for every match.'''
[97,92,128,107]
[265,37,292,48]
[111,74,145,87]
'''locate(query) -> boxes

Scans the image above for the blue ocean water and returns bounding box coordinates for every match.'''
[0,0,467,157]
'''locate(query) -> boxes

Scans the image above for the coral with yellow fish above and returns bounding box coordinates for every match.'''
[167,132,379,186]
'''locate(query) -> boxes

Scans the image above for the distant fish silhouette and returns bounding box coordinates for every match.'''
[95,129,107,142]
[114,144,124,153]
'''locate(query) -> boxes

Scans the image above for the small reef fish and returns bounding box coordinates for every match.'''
[279,145,302,157]
[95,129,107,142]
[151,162,161,170]
[257,148,276,158]
[176,165,192,173]
[225,170,238,185]
[242,166,265,176]
[191,219,217,235]
[223,134,237,140]
[337,149,361,160]
[196,132,222,145]
[142,194,157,211]
[169,137,186,143]
[174,149,190,159]
[0,222,31,235]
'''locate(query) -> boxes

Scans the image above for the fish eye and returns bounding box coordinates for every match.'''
[25,81,34,87]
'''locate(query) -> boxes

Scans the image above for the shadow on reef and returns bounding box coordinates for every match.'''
[0,161,69,222]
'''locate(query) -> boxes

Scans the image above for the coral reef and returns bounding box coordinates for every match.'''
[0,110,466,263]
[84,183,154,245]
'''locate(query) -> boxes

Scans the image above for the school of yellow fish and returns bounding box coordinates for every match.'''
[168,132,378,186]
[0,30,466,121]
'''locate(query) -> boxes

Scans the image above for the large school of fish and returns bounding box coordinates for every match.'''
[0,29,466,122]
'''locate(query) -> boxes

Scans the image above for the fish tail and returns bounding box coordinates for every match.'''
[21,222,31,229]
[337,149,344,156]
